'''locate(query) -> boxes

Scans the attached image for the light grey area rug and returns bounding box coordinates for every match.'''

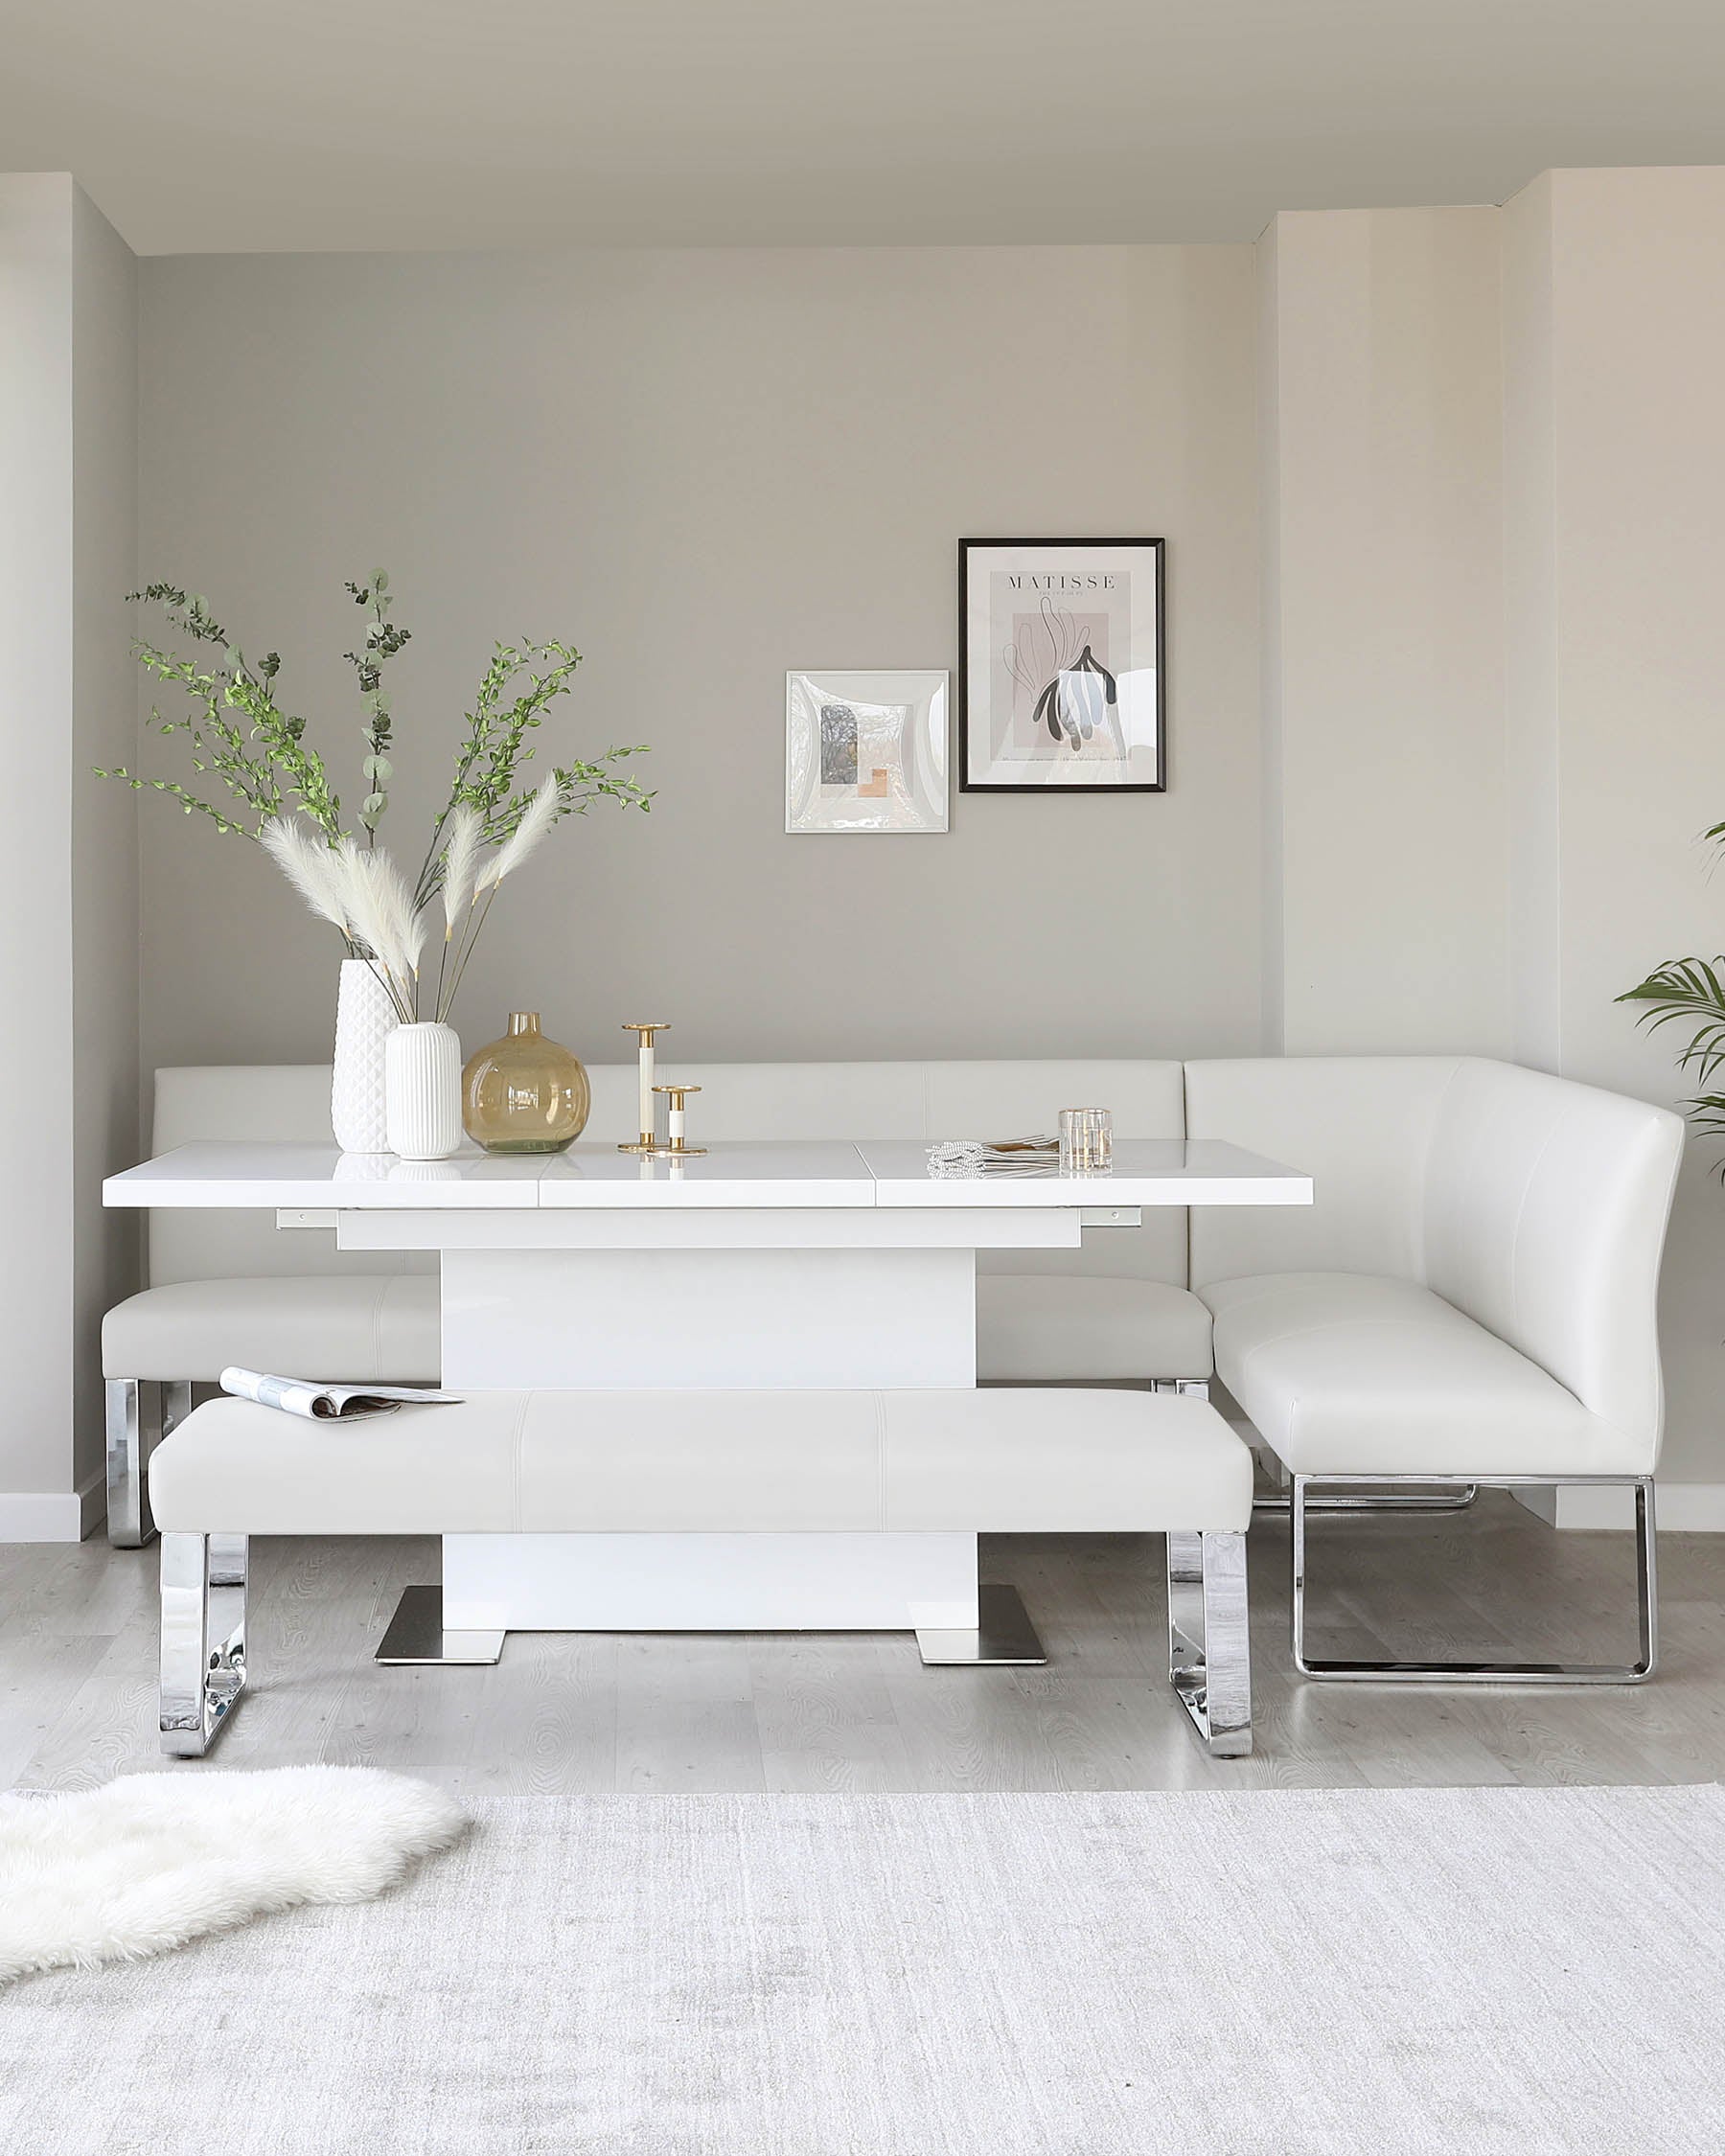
[3,1783,1722,2155]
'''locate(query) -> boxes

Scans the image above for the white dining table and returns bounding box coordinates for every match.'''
[104,1136,1311,1663]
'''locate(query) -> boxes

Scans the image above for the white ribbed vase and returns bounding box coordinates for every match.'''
[384,1022,464,1161]
[331,958,398,1153]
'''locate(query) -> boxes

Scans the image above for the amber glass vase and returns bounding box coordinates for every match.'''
[461,1012,590,1154]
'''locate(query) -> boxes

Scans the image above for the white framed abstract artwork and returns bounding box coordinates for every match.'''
[784,669,950,835]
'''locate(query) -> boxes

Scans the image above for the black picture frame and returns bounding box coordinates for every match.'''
[958,537,1166,793]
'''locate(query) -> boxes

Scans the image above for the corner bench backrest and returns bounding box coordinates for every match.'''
[1184,1057,1460,1291]
[1423,1058,1683,1451]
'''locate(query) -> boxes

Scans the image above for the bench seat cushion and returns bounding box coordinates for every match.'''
[150,1388,1254,1537]
[103,1276,441,1385]
[976,1275,1213,1381]
[1207,1272,1644,1478]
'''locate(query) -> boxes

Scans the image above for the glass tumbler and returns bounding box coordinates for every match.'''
[1059,1107,1113,1176]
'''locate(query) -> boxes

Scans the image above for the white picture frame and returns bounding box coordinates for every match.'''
[784,669,950,835]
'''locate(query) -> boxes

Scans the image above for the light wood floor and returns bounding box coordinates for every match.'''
[5,1498,1721,1795]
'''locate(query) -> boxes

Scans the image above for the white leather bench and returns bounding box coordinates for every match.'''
[150,1387,1255,1759]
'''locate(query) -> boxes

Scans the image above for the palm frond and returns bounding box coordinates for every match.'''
[1618,958,1725,1084]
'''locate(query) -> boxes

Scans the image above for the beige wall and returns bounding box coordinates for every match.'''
[1259,171,1725,1493]
[136,245,1263,1076]
[45,176,1725,1514]
[0,175,136,1530]
[1504,168,1725,1488]
[1259,206,1509,1058]
[71,185,141,1507]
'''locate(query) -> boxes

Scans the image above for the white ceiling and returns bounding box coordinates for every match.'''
[6,0,1725,254]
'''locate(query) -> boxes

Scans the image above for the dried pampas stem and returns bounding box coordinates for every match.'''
[441,806,483,937]
[442,777,564,1019]
[260,816,355,941]
[478,776,562,893]
[335,837,426,1022]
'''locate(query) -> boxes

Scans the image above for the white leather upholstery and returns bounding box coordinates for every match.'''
[1208,1273,1648,1477]
[150,1392,523,1535]
[1420,1059,1682,1448]
[1184,1056,1460,1289]
[882,1389,1248,1530]
[976,1274,1213,1381]
[1190,1057,1685,1478]
[149,1388,1254,1536]
[103,1276,441,1384]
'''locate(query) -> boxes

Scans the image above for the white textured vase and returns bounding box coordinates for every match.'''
[331,958,398,1153]
[384,1022,464,1161]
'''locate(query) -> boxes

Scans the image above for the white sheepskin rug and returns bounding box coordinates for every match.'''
[0,1766,468,1983]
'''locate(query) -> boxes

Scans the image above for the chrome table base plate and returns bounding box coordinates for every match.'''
[375,1585,505,1666]
[914,1582,1048,1666]
[374,1581,1046,1670]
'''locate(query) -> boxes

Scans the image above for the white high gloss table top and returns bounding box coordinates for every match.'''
[103,1137,1311,1209]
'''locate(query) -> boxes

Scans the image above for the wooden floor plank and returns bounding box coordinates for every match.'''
[8,1508,1725,1795]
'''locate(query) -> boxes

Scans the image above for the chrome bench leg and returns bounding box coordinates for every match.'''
[1292,1474,1657,1684]
[1256,1481,1481,1518]
[107,1378,193,1548]
[160,1530,249,1756]
[1166,1528,1253,1755]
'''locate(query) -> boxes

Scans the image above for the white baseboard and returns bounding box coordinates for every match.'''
[1515,1482,1725,1531]
[0,1471,104,1544]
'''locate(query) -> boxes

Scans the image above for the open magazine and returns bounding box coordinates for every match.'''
[219,1367,465,1421]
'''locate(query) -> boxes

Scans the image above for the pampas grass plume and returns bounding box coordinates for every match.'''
[479,776,561,892]
[260,817,354,938]
[441,805,483,938]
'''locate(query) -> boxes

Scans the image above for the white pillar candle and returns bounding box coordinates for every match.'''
[638,1034,655,1139]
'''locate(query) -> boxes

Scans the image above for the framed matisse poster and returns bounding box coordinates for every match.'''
[959,538,1164,792]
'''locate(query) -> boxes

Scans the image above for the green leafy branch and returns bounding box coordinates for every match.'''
[102,584,344,840]
[97,576,654,971]
[409,639,652,914]
[344,570,411,838]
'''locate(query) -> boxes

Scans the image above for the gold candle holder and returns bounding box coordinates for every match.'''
[618,1022,669,1153]
[649,1082,706,1157]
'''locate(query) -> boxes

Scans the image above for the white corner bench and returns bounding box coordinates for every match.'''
[150,1387,1256,1760]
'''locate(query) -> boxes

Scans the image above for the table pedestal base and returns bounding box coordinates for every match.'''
[374,1585,504,1666]
[376,1572,1048,1666]
[441,1530,980,1633]
[914,1583,1048,1666]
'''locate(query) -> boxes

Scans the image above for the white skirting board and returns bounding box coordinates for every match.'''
[0,1470,105,1544]
[1516,1481,1725,1531]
